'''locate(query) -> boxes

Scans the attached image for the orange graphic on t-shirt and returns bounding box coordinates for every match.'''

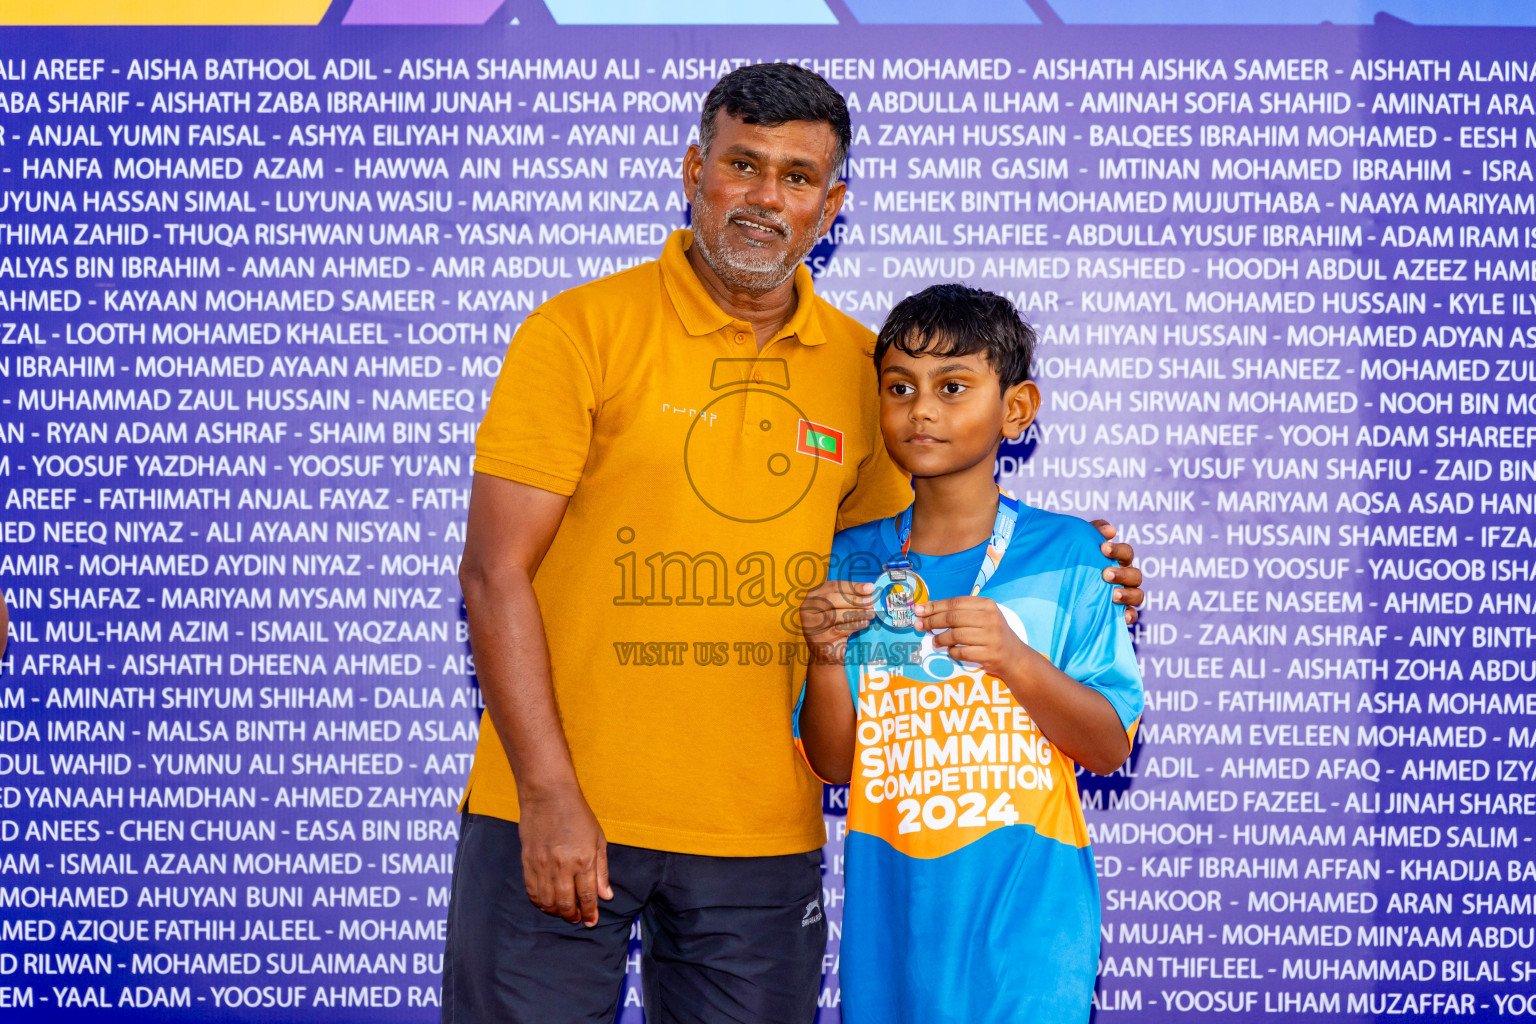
[847,665,1090,859]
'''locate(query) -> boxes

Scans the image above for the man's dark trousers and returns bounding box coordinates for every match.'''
[443,813,828,1024]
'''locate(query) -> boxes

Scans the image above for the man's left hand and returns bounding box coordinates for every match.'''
[1091,520,1143,626]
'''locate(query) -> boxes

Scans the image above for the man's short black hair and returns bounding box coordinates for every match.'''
[699,62,852,171]
[874,284,1035,390]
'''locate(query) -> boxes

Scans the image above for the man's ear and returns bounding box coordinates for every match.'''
[682,143,703,203]
[817,178,847,237]
[1001,380,1040,440]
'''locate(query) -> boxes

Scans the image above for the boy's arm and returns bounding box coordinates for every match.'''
[797,660,858,785]
[996,640,1131,775]
[793,579,875,785]
[915,597,1131,774]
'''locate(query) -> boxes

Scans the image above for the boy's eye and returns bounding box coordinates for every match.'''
[889,382,914,396]
[941,381,968,395]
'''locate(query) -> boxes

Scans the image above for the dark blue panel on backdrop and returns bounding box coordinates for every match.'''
[1,12,1535,1024]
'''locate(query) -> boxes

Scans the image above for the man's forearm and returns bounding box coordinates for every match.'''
[461,560,581,801]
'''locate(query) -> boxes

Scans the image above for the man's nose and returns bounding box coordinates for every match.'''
[743,171,786,212]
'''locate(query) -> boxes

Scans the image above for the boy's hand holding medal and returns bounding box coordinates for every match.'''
[799,579,876,664]
[914,596,1034,682]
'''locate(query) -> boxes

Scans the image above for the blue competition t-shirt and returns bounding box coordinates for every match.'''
[798,501,1142,1024]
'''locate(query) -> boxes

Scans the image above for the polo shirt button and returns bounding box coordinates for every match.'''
[735,332,747,344]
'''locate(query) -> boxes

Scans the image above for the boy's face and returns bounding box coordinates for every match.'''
[878,343,1039,480]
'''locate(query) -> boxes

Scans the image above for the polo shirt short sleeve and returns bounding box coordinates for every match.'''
[463,230,912,857]
[835,431,911,534]
[474,313,599,497]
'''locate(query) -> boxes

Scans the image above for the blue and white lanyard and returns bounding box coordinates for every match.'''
[886,490,1020,598]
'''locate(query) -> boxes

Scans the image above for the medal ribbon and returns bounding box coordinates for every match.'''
[888,489,1019,599]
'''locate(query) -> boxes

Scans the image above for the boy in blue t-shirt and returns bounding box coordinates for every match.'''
[795,284,1143,1024]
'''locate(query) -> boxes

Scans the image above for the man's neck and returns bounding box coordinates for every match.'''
[908,457,1002,557]
[684,243,799,350]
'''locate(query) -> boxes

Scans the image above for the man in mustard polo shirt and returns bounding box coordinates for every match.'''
[444,64,1144,1024]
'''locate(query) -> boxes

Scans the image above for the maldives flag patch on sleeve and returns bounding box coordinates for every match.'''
[796,420,843,464]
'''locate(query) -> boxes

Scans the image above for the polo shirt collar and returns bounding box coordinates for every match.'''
[660,229,823,346]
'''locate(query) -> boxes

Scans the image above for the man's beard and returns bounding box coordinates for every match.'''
[689,184,821,294]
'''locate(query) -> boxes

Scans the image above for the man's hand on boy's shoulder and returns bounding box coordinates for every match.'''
[1091,520,1144,625]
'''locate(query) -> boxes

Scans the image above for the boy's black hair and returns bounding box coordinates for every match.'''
[874,283,1035,390]
[699,63,852,170]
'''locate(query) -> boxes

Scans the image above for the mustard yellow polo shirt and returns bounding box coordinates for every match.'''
[467,230,912,856]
